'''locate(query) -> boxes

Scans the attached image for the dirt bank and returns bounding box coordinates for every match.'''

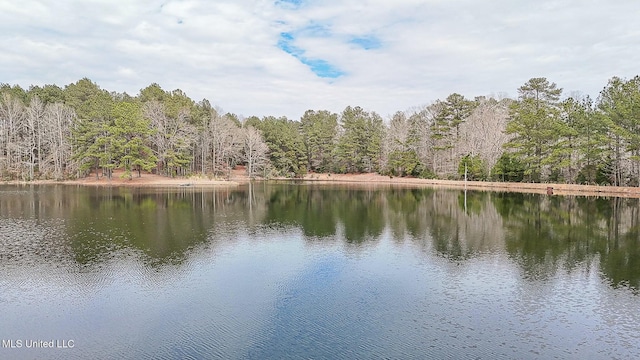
[3,170,244,187]
[288,173,640,198]
[4,170,640,198]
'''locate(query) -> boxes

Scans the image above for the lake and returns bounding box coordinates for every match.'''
[1,184,640,359]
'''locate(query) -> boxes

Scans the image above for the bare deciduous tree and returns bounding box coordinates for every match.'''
[0,93,26,178]
[407,103,440,174]
[43,102,75,179]
[144,101,196,177]
[456,97,512,176]
[24,97,46,179]
[243,126,269,178]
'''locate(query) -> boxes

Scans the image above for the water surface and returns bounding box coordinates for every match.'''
[1,184,640,359]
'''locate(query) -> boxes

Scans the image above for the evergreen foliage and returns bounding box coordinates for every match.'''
[334,106,384,173]
[504,77,562,182]
[300,110,338,173]
[458,154,486,181]
[492,153,526,182]
[111,101,157,178]
[258,116,307,177]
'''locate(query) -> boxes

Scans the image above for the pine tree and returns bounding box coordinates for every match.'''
[430,93,476,176]
[66,78,115,178]
[334,106,384,173]
[504,78,562,182]
[598,76,640,185]
[259,116,307,177]
[300,110,338,172]
[111,101,157,178]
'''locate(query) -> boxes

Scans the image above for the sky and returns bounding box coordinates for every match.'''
[1,0,639,119]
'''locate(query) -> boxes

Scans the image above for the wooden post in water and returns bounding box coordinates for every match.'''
[464,163,467,190]
[464,163,468,213]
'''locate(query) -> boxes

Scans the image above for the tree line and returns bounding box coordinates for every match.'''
[0,76,639,185]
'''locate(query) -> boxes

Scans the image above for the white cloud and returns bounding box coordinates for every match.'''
[1,0,639,119]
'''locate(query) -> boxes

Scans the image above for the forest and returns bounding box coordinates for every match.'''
[0,75,639,185]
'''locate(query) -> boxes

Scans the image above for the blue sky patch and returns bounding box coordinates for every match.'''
[302,59,345,78]
[278,32,304,57]
[278,32,344,79]
[300,23,331,37]
[349,35,382,50]
[275,0,303,8]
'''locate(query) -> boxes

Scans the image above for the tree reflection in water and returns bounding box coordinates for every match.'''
[1,184,638,292]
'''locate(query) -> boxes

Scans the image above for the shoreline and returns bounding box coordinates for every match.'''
[293,173,640,198]
[1,172,243,188]
[3,172,640,198]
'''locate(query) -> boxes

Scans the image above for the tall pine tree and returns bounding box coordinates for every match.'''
[504,77,562,182]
